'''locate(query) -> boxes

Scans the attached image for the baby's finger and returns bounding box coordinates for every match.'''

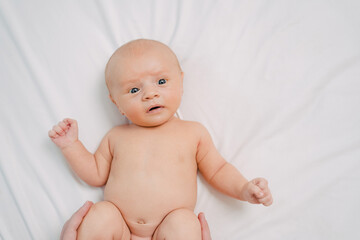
[48,129,59,138]
[252,178,268,190]
[53,125,65,135]
[58,121,68,131]
[248,182,264,198]
[63,118,77,127]
[259,195,273,206]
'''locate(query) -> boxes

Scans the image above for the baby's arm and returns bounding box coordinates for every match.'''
[195,123,273,206]
[48,118,112,187]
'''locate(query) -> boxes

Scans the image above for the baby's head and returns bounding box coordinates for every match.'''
[105,39,184,127]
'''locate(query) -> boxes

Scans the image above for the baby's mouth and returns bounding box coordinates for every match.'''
[147,105,164,113]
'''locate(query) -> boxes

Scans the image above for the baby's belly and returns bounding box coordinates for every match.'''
[103,165,198,237]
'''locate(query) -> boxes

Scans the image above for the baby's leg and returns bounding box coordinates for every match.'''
[152,208,201,240]
[77,201,131,240]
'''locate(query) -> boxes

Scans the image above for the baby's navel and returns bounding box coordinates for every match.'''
[137,218,146,224]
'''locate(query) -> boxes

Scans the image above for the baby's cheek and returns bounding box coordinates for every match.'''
[125,108,141,121]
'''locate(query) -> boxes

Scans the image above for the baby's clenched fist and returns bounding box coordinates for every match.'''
[48,118,78,149]
[240,178,273,206]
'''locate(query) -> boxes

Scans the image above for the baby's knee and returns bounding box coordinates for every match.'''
[156,208,201,239]
[89,201,120,219]
[77,201,130,240]
[169,208,200,228]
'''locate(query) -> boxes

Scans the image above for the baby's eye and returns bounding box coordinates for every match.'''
[130,88,139,94]
[158,79,167,85]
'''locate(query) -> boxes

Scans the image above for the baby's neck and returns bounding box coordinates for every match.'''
[130,116,180,129]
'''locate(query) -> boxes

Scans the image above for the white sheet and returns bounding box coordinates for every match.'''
[1,0,360,239]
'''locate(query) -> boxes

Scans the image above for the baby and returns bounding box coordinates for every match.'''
[49,39,273,240]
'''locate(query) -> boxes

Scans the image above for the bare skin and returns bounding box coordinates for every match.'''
[49,39,273,240]
[60,201,212,240]
[60,201,93,240]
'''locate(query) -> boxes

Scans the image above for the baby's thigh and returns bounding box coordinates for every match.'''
[77,201,131,240]
[152,208,201,240]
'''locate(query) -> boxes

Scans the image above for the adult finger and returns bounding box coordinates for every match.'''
[69,201,93,227]
[198,212,212,240]
[60,201,93,240]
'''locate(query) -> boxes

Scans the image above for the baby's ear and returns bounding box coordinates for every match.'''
[109,94,117,105]
[109,94,125,115]
[181,72,184,95]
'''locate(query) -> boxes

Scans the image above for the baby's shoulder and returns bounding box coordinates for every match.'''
[104,124,130,138]
[176,119,209,136]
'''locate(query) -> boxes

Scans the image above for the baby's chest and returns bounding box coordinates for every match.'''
[112,132,198,171]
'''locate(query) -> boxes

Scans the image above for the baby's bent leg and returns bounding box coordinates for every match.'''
[77,201,131,240]
[152,208,201,240]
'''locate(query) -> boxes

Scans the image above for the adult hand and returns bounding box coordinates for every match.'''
[60,201,93,240]
[198,212,212,240]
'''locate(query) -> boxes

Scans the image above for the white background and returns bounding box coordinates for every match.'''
[1,0,360,239]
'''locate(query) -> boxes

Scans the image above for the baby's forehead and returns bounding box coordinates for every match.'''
[116,39,173,59]
[105,39,181,88]
[108,41,174,72]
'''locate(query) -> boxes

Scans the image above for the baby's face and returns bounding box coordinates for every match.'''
[108,45,183,127]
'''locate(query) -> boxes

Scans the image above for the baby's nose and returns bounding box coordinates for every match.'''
[142,87,159,100]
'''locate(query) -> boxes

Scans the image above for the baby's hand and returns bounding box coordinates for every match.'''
[48,118,78,149]
[241,178,273,206]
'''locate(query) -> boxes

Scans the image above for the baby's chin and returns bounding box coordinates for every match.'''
[130,115,177,128]
[130,122,165,128]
